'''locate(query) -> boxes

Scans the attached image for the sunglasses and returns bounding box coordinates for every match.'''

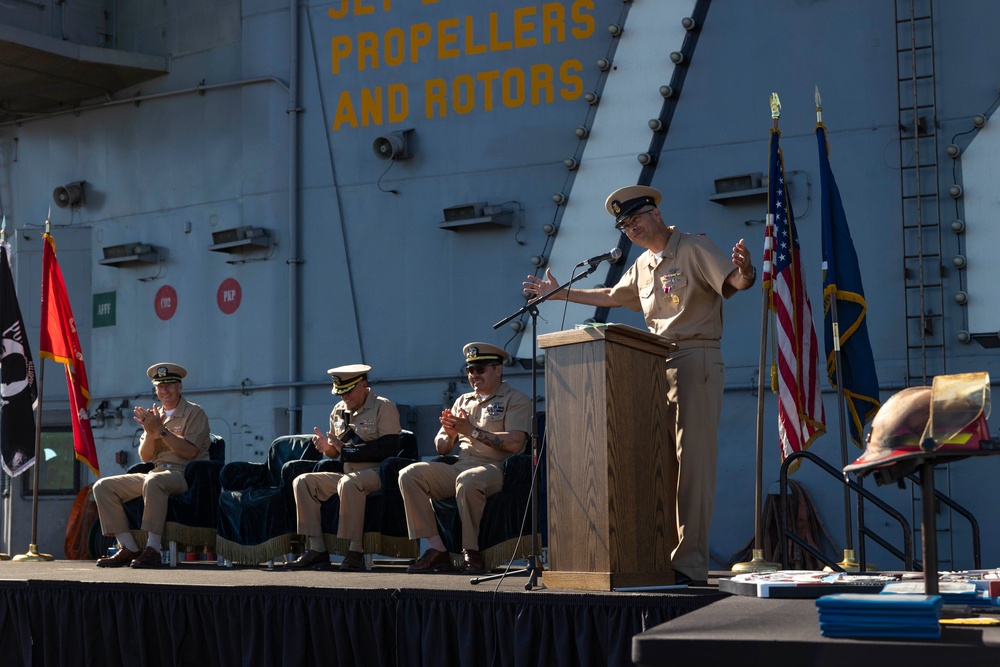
[465,363,498,375]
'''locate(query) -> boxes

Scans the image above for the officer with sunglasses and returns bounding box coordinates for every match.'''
[398,342,530,574]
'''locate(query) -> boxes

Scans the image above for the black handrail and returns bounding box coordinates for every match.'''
[904,471,982,570]
[778,450,913,570]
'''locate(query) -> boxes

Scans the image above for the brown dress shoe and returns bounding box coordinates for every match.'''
[462,549,485,575]
[284,549,330,570]
[406,548,452,573]
[339,550,365,571]
[96,546,139,568]
[129,546,163,569]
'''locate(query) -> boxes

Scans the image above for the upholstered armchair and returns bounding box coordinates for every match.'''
[317,430,420,561]
[430,452,544,572]
[122,434,226,566]
[215,435,322,565]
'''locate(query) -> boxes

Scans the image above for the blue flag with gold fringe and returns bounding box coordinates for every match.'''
[817,122,880,448]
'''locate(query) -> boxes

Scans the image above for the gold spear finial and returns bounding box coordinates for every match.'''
[815,85,823,123]
[770,92,781,119]
[45,206,50,235]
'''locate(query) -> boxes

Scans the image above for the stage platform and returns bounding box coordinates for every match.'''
[632,593,1000,667]
[0,559,729,667]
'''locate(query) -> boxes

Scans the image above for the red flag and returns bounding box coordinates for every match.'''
[39,232,99,476]
[762,128,826,467]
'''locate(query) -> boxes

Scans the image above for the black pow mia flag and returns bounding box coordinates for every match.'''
[0,242,38,477]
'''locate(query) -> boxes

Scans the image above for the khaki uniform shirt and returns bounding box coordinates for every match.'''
[139,396,211,466]
[442,381,531,463]
[609,227,735,341]
[329,390,401,472]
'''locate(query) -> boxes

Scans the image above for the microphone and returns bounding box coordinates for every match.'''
[576,247,623,267]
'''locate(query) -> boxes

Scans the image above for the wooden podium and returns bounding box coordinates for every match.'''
[538,324,677,591]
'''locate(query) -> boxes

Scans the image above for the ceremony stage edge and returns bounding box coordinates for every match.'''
[0,559,726,667]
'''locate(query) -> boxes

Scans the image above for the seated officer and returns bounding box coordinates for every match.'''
[287,364,401,570]
[94,363,211,568]
[399,342,530,574]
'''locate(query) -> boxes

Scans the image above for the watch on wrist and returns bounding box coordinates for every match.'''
[471,427,483,442]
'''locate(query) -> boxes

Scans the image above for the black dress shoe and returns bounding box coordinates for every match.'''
[285,549,331,570]
[462,549,485,575]
[130,546,164,569]
[339,550,365,571]
[96,546,139,568]
[672,571,706,586]
[406,548,452,573]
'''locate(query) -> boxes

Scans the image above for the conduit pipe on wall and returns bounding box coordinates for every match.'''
[286,0,303,434]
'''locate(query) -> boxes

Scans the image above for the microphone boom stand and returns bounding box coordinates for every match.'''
[473,263,602,589]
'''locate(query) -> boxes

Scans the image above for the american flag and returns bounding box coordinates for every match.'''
[762,129,826,465]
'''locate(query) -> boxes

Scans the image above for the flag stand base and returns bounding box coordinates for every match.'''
[12,544,54,562]
[0,553,9,560]
[823,548,876,573]
[731,548,781,574]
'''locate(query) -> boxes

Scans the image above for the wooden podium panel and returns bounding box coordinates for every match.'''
[538,324,678,590]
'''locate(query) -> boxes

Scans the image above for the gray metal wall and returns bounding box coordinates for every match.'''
[2,0,1000,570]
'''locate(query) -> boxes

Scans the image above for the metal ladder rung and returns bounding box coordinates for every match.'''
[901,223,943,230]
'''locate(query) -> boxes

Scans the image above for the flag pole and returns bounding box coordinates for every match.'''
[0,216,8,560]
[816,88,859,572]
[13,212,54,562]
[732,93,783,574]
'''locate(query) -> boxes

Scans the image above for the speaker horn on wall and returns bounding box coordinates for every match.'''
[372,130,414,161]
[53,181,86,208]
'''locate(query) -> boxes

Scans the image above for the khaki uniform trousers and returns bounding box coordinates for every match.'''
[293,464,381,544]
[666,344,724,580]
[93,466,188,535]
[398,453,504,551]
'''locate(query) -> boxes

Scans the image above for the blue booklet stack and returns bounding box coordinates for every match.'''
[881,581,982,606]
[815,593,942,639]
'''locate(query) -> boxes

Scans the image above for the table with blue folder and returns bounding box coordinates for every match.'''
[631,596,1000,667]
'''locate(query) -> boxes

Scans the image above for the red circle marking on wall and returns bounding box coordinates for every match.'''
[217,278,242,315]
[154,285,178,320]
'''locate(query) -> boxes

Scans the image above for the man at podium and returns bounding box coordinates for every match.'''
[522,185,756,584]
